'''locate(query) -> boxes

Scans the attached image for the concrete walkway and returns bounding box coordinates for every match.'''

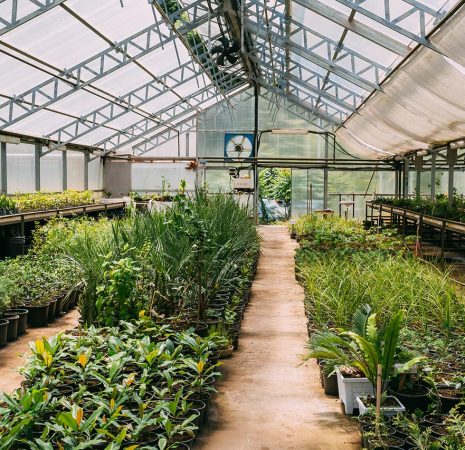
[0,309,79,393]
[195,226,359,450]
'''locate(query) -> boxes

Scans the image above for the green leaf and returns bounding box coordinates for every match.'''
[158,437,167,450]
[381,310,403,382]
[57,412,78,432]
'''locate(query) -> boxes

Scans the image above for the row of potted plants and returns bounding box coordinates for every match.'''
[293,215,465,449]
[374,191,465,223]
[0,190,94,216]
[0,318,224,449]
[0,191,259,448]
[0,250,83,348]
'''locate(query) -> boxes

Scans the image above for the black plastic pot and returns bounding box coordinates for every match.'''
[26,303,50,328]
[194,323,209,337]
[61,295,70,314]
[55,295,64,318]
[3,236,26,258]
[4,313,19,341]
[362,220,373,230]
[388,385,431,412]
[47,298,57,323]
[5,308,28,335]
[0,319,8,347]
[323,371,338,396]
[437,384,462,413]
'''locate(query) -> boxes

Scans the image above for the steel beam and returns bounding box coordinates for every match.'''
[44,43,226,149]
[95,83,239,153]
[152,0,246,99]
[244,16,383,92]
[0,0,217,129]
[0,0,66,36]
[260,87,333,131]
[258,71,346,123]
[276,54,364,107]
[250,54,356,114]
[134,87,255,155]
[288,0,410,56]
[332,0,443,49]
[258,82,339,127]
[135,117,197,156]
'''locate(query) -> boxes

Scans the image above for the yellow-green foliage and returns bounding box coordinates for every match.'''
[13,190,94,212]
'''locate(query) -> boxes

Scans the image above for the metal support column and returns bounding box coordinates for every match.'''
[394,168,399,199]
[402,158,409,198]
[34,143,41,191]
[84,152,89,190]
[430,152,436,200]
[415,155,422,199]
[323,136,329,209]
[186,132,190,157]
[62,150,67,191]
[253,82,259,223]
[0,143,7,194]
[447,147,457,207]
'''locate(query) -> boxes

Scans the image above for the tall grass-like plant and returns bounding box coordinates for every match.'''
[298,248,464,335]
[61,190,259,326]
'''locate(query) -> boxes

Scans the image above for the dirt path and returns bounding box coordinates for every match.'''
[0,309,79,393]
[195,226,360,450]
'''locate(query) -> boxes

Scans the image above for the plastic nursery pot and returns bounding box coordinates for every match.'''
[387,384,432,413]
[194,323,209,337]
[219,344,234,359]
[6,308,28,335]
[61,294,70,313]
[47,298,57,323]
[0,319,8,347]
[4,313,19,341]
[323,371,339,397]
[55,294,65,318]
[26,303,50,328]
[367,436,405,450]
[436,384,463,413]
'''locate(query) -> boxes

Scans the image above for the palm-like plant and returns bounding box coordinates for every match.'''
[305,305,425,396]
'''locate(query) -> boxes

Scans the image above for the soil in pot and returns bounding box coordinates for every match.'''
[4,313,19,341]
[388,383,432,412]
[47,298,57,323]
[436,384,463,413]
[431,424,449,439]
[423,413,447,426]
[0,319,8,347]
[367,436,405,450]
[6,308,28,335]
[26,303,50,328]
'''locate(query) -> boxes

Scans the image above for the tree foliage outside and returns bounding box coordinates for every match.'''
[259,168,292,223]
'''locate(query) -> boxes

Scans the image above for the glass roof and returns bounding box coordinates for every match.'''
[0,0,463,159]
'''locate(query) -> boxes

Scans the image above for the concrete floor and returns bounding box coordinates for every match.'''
[195,226,360,450]
[0,309,79,393]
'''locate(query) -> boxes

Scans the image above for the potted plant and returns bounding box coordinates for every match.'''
[345,307,423,416]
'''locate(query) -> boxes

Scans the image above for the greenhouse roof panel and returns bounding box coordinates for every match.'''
[0,0,464,158]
